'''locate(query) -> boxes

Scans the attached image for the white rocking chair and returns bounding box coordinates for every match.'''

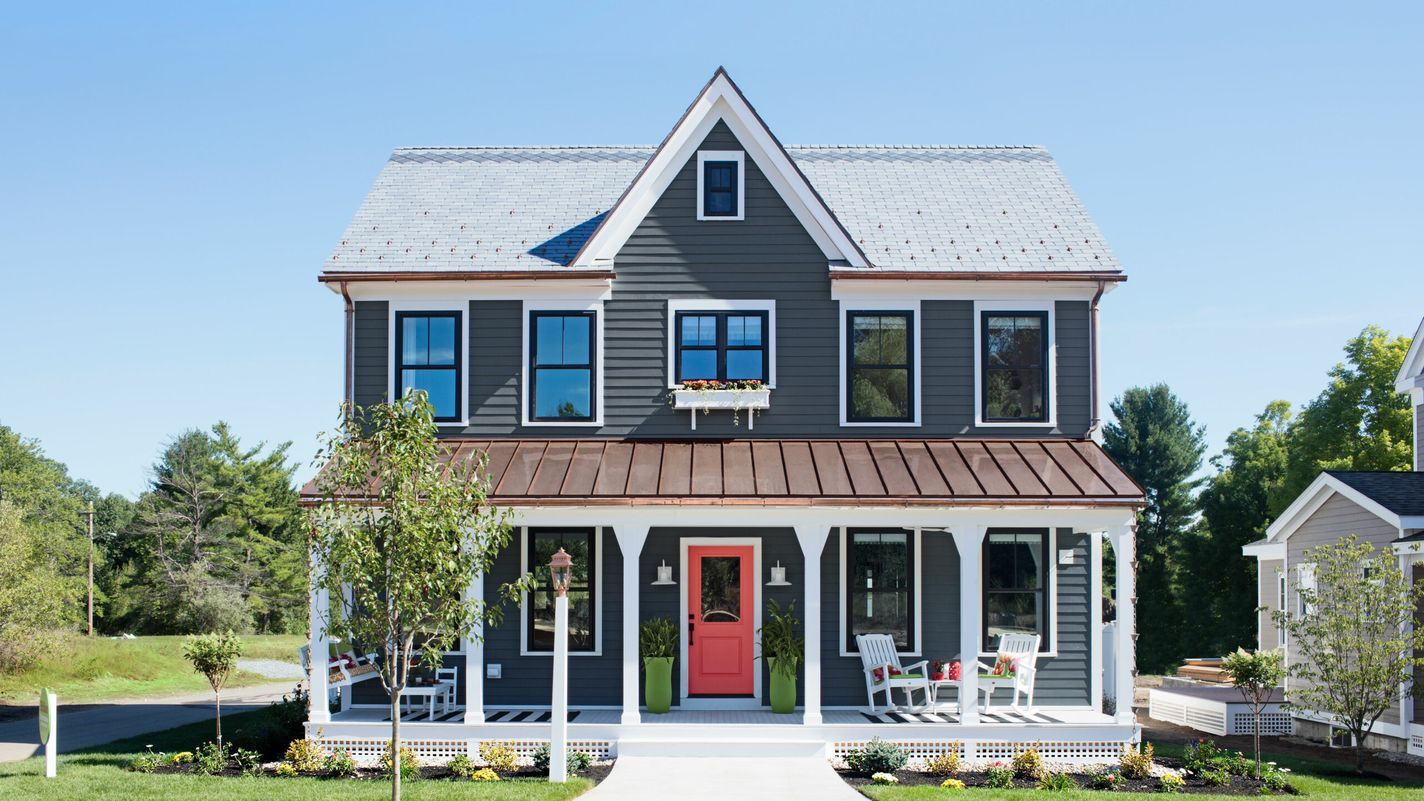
[856,633,931,714]
[976,633,1040,713]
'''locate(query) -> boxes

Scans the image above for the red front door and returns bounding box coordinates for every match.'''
[688,545,755,696]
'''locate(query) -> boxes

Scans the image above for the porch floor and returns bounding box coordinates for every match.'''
[328,706,1117,727]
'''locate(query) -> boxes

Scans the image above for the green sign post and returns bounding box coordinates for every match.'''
[39,687,56,777]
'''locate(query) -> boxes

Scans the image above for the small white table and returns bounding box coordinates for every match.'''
[400,682,453,718]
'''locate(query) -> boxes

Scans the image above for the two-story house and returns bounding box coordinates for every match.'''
[300,69,1145,764]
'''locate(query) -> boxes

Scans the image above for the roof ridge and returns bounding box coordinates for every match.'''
[393,145,657,152]
[391,143,1046,152]
[786,144,1046,151]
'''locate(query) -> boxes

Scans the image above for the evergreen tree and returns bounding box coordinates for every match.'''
[1103,384,1206,673]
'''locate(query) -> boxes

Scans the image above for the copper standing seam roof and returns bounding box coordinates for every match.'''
[299,439,1145,508]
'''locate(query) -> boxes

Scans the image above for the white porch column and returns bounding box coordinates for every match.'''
[952,525,986,725]
[794,525,831,726]
[1089,531,1105,714]
[1109,524,1137,724]
[308,548,331,724]
[465,571,485,723]
[614,525,650,726]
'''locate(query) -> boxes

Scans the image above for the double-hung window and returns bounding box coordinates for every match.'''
[983,530,1050,651]
[525,528,596,652]
[847,311,914,423]
[675,311,769,383]
[696,151,744,220]
[981,311,1049,423]
[845,529,915,652]
[529,311,596,422]
[395,311,461,422]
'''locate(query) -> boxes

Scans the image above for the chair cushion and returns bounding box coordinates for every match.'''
[872,670,923,685]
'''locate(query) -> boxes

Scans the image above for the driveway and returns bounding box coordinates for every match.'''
[0,682,293,763]
[582,756,863,801]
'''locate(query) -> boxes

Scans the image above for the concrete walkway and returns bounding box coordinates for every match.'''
[0,682,294,764]
[582,756,863,801]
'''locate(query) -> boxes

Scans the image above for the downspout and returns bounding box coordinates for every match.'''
[1086,278,1107,440]
[340,282,355,419]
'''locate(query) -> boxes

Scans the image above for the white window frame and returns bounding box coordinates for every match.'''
[696,150,745,221]
[518,526,605,657]
[973,299,1058,429]
[521,298,605,427]
[388,298,471,427]
[665,299,776,388]
[1277,571,1288,648]
[978,527,1060,659]
[838,526,924,658]
[1296,563,1316,618]
[838,299,923,427]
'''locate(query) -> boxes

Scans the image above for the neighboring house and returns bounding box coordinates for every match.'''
[1245,314,1424,754]
[299,69,1146,763]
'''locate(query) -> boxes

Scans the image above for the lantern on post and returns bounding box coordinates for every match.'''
[548,547,573,782]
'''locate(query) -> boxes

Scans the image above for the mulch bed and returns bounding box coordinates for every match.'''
[838,761,1291,795]
[148,762,613,783]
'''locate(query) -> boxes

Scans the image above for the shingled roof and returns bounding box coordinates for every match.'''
[1325,471,1424,517]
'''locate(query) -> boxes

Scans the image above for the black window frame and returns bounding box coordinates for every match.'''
[528,310,597,423]
[393,310,462,423]
[524,527,598,653]
[673,310,770,384]
[980,310,1050,424]
[844,528,917,653]
[701,159,740,218]
[982,528,1051,653]
[845,310,916,423]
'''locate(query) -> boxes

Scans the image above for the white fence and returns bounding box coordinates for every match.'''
[1147,688,1292,737]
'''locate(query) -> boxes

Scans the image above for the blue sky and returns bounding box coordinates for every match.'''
[1,2,1419,497]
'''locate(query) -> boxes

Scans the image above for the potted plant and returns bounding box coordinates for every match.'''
[758,599,804,714]
[640,617,678,714]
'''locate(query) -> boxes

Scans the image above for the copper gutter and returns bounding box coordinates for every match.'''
[829,270,1126,282]
[340,282,355,419]
[1087,278,1108,438]
[319,270,615,284]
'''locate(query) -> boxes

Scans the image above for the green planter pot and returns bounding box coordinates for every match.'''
[768,657,797,714]
[643,656,674,714]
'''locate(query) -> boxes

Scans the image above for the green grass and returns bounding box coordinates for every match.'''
[0,634,306,703]
[0,709,593,801]
[858,742,1424,800]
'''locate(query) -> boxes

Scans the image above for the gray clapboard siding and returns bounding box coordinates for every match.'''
[353,301,389,408]
[1257,558,1283,650]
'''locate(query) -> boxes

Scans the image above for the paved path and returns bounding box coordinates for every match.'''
[0,682,295,764]
[581,756,863,801]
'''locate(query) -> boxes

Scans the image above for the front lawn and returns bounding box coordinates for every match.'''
[0,634,305,703]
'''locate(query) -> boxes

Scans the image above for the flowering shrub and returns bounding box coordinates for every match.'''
[939,777,966,790]
[471,768,501,782]
[325,750,358,778]
[1119,742,1154,780]
[128,748,164,773]
[273,762,298,777]
[870,772,899,785]
[923,749,961,775]
[283,737,326,773]
[169,751,193,765]
[1011,747,1045,779]
[1087,769,1123,790]
[985,762,1015,788]
[1158,773,1185,793]
[478,741,518,773]
[381,744,419,780]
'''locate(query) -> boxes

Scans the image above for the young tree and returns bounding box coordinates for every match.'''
[1221,647,1286,778]
[183,631,244,747]
[1273,536,1424,773]
[308,392,525,801]
[1103,384,1206,673]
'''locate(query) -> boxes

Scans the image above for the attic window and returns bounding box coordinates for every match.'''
[697,151,744,221]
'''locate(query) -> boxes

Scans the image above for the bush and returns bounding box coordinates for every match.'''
[845,737,908,775]
[532,744,592,775]
[232,747,262,776]
[923,749,961,776]
[939,777,966,790]
[448,753,476,779]
[1038,771,1078,791]
[1087,769,1124,790]
[325,749,358,778]
[1120,742,1154,780]
[284,737,326,773]
[274,762,298,777]
[478,740,518,773]
[1012,747,1046,779]
[471,768,500,782]
[1158,773,1185,793]
[128,749,163,773]
[1262,769,1290,792]
[169,751,193,765]
[985,762,1015,788]
[190,741,229,776]
[1202,767,1231,787]
[870,772,899,785]
[381,744,419,780]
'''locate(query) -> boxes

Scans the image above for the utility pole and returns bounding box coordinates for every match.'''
[85,502,95,637]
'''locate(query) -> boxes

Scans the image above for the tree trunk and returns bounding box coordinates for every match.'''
[390,691,402,801]
[1253,714,1261,779]
[215,690,222,748]
[1355,737,1366,774]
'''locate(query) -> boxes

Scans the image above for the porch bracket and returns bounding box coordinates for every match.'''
[1109,523,1137,725]
[793,524,832,726]
[614,524,651,725]
[951,525,987,727]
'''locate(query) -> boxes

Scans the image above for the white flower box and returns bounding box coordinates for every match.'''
[671,388,771,410]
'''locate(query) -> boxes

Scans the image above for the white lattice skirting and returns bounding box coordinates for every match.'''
[317,737,613,764]
[832,738,1133,763]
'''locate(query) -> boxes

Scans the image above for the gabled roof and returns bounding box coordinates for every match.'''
[322,70,1122,278]
[1260,470,1424,548]
[1325,471,1424,517]
[1396,316,1424,392]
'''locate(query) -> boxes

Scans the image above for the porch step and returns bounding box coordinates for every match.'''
[616,738,828,759]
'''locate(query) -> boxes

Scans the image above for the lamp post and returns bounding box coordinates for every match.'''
[548,548,573,783]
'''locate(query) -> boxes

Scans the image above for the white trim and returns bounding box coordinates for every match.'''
[679,537,763,706]
[837,527,925,658]
[838,300,923,427]
[342,280,611,302]
[387,298,471,427]
[1395,317,1424,392]
[520,298,605,427]
[695,150,745,221]
[1241,540,1286,560]
[518,526,605,657]
[571,71,867,269]
[977,527,1060,660]
[1265,473,1407,542]
[830,280,1118,304]
[972,300,1058,429]
[665,299,777,388]
[1089,531,1103,712]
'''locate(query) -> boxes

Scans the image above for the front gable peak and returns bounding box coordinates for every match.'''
[569,69,868,269]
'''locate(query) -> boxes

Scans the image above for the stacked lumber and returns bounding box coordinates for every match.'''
[1175,658,1231,684]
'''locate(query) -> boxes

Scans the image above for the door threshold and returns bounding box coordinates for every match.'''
[678,697,765,711]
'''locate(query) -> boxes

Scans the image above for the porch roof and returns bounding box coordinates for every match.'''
[299,438,1144,508]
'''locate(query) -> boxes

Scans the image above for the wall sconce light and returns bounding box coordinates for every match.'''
[651,559,677,586]
[766,560,792,587]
